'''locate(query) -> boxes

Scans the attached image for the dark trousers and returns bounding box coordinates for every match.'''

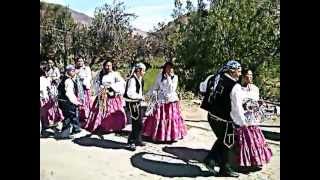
[205,114,234,170]
[126,101,143,144]
[58,100,80,137]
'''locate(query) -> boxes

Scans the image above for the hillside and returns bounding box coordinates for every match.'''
[40,1,148,37]
[70,9,92,26]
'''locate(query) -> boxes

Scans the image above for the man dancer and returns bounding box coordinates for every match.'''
[57,65,83,139]
[124,63,146,151]
[201,60,243,177]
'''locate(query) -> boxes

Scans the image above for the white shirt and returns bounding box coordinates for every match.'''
[147,73,179,103]
[94,71,126,95]
[76,66,92,90]
[199,74,214,93]
[242,84,259,101]
[230,83,247,126]
[241,83,261,125]
[47,67,60,83]
[126,74,143,100]
[40,76,50,100]
[65,77,81,105]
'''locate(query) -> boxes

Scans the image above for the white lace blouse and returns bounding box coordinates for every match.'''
[147,73,179,103]
[93,71,126,96]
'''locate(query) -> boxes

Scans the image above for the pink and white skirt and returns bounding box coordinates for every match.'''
[84,96,127,133]
[143,101,187,142]
[78,89,92,125]
[40,98,64,128]
[234,126,273,167]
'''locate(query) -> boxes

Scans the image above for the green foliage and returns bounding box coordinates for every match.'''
[142,56,163,93]
[87,1,137,66]
[41,1,143,70]
[40,2,77,67]
[40,0,280,100]
[172,0,280,100]
[143,68,160,93]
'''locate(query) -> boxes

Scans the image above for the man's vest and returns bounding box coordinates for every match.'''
[124,75,144,101]
[206,73,237,121]
[57,76,78,103]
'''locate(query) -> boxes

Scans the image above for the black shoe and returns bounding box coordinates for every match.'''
[41,128,56,137]
[219,168,239,178]
[56,128,73,139]
[135,141,146,146]
[71,129,81,135]
[55,133,73,140]
[126,143,136,151]
[236,167,251,174]
[204,159,218,176]
[52,126,60,133]
[248,166,262,172]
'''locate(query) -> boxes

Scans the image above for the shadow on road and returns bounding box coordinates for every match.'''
[130,152,214,178]
[162,146,209,163]
[72,136,128,150]
[262,130,280,141]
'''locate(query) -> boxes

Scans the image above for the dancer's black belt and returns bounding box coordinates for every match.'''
[208,112,235,148]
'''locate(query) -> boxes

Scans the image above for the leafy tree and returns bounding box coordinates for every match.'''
[174,0,280,100]
[87,0,137,69]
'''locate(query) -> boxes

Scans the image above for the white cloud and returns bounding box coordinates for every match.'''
[131,15,173,32]
[126,4,174,31]
[127,4,173,14]
[40,0,207,31]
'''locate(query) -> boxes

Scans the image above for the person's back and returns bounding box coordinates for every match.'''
[210,73,237,121]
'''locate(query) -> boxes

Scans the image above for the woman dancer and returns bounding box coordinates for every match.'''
[84,60,127,133]
[40,65,64,135]
[234,68,272,173]
[143,61,187,143]
[74,57,92,125]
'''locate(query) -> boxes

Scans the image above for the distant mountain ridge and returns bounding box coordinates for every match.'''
[70,9,92,26]
[41,1,149,37]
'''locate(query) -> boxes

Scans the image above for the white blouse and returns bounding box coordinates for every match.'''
[40,76,50,100]
[94,71,126,96]
[230,82,261,126]
[230,83,247,126]
[242,84,259,101]
[47,67,60,83]
[147,73,179,103]
[76,66,92,90]
[242,83,261,125]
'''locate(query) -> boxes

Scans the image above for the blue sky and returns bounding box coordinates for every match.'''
[40,0,205,32]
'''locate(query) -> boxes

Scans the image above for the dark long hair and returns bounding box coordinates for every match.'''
[40,65,48,77]
[98,59,115,85]
[239,67,251,85]
[161,61,174,82]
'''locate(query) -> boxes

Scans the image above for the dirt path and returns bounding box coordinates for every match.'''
[40,101,280,180]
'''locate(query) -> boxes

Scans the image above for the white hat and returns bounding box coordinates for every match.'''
[135,62,146,70]
[65,65,75,71]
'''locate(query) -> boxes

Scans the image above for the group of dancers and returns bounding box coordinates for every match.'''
[40,57,187,145]
[40,57,272,177]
